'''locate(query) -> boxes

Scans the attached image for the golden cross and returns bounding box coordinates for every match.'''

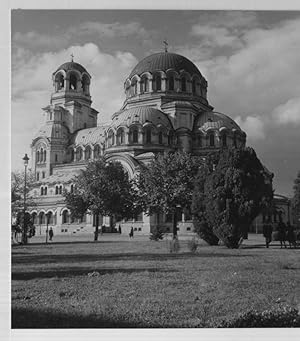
[163,39,168,53]
[71,53,74,62]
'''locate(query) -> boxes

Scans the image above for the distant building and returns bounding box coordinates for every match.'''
[28,50,250,235]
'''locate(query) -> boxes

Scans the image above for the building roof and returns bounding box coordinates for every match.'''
[194,111,243,132]
[53,61,89,75]
[110,106,173,130]
[129,52,202,78]
[70,125,107,146]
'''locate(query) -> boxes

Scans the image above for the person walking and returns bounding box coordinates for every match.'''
[277,221,287,249]
[286,221,296,248]
[118,224,122,234]
[262,219,273,248]
[129,226,134,239]
[49,227,54,241]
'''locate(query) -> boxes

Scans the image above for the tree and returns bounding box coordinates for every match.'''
[192,163,219,245]
[193,147,273,248]
[135,151,202,239]
[64,158,135,241]
[292,171,300,227]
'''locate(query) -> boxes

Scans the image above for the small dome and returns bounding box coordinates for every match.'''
[53,61,90,76]
[129,52,202,78]
[110,106,173,130]
[194,111,243,132]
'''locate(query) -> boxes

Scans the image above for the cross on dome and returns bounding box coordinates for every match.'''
[71,53,74,62]
[163,39,168,53]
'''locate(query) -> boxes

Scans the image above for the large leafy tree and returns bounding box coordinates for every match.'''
[135,151,202,238]
[193,147,273,248]
[64,158,135,241]
[292,171,300,227]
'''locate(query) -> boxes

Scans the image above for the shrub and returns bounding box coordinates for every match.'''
[149,227,164,241]
[193,218,219,245]
[215,306,300,328]
[187,237,199,253]
[213,223,244,249]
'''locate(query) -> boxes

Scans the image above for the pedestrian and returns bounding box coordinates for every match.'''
[129,226,134,239]
[118,224,122,234]
[262,219,273,248]
[286,221,296,248]
[49,227,54,241]
[277,221,287,249]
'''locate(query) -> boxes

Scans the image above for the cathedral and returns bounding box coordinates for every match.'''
[29,50,249,236]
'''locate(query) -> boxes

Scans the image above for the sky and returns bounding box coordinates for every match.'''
[11,9,300,197]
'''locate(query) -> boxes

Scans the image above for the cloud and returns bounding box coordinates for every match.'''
[235,116,265,140]
[272,97,300,125]
[11,43,138,170]
[12,21,149,52]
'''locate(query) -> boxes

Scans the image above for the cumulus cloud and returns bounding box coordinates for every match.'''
[11,42,138,170]
[235,116,265,140]
[272,97,300,125]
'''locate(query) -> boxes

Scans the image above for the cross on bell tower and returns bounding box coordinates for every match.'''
[163,39,168,53]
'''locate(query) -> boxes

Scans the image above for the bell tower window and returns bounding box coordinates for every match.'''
[69,74,77,90]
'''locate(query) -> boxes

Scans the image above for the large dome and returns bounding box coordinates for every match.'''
[194,112,243,132]
[129,52,202,78]
[53,61,89,75]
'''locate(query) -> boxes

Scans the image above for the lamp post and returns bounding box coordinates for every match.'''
[22,153,29,244]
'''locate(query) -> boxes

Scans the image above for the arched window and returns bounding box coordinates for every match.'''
[41,187,44,196]
[108,131,115,147]
[59,186,62,194]
[76,147,83,161]
[117,129,125,145]
[181,77,186,92]
[81,74,89,95]
[44,187,47,195]
[168,76,174,90]
[142,77,149,92]
[94,145,101,159]
[85,146,91,160]
[40,148,43,162]
[55,154,58,162]
[145,127,152,143]
[69,73,77,90]
[154,75,161,91]
[43,150,46,162]
[39,212,45,225]
[132,80,138,95]
[36,172,39,181]
[62,210,69,224]
[209,133,215,147]
[56,73,64,90]
[36,151,40,163]
[70,184,74,193]
[130,128,139,143]
[192,79,196,94]
[55,186,58,195]
[222,134,227,147]
[42,172,45,179]
[158,131,163,144]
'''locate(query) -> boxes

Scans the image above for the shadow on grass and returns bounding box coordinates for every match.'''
[12,267,178,281]
[12,306,150,328]
[12,251,254,266]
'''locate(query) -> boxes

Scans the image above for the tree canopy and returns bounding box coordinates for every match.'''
[192,147,273,248]
[135,151,202,238]
[64,158,135,240]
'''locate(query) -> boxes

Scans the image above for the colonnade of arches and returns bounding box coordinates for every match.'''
[69,143,104,162]
[53,70,91,96]
[36,147,47,163]
[193,130,245,149]
[125,71,207,99]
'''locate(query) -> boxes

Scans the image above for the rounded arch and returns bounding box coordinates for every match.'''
[166,70,179,91]
[81,73,90,95]
[116,127,125,145]
[105,154,139,180]
[67,70,81,90]
[85,145,92,160]
[93,144,101,159]
[152,71,165,91]
[140,72,151,93]
[76,146,83,161]
[129,125,140,144]
[107,129,116,147]
[191,75,201,96]
[54,71,65,91]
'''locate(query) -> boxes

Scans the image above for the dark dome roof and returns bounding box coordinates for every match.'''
[194,112,243,132]
[129,52,202,78]
[53,62,89,75]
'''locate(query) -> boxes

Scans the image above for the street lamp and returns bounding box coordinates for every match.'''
[22,153,29,244]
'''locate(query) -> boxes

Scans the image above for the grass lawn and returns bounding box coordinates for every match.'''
[11,234,300,328]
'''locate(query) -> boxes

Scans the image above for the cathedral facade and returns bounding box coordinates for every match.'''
[29,51,247,236]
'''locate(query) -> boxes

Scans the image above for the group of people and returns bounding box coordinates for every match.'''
[263,220,297,249]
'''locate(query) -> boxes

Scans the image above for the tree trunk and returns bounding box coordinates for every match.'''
[172,209,178,239]
[94,214,99,241]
